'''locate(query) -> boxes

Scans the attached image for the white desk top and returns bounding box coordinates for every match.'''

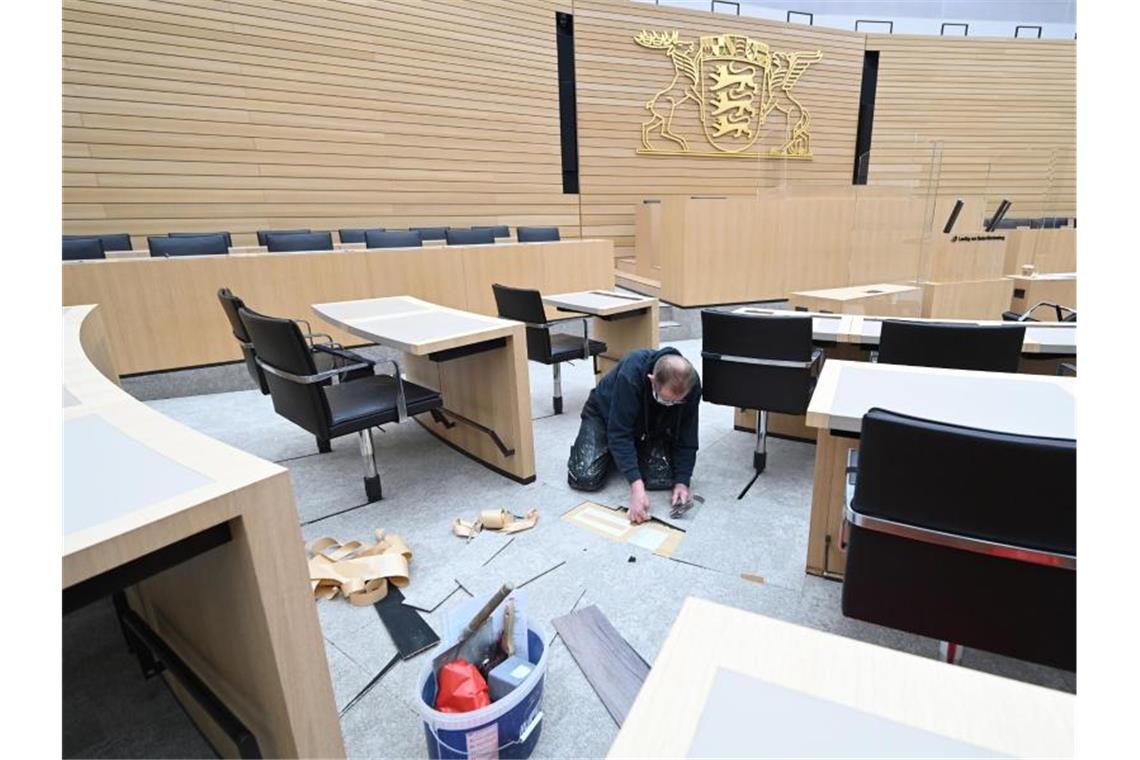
[63,305,284,583]
[543,290,657,317]
[854,316,1076,355]
[806,360,1075,437]
[730,306,849,343]
[609,597,1073,758]
[790,282,922,301]
[312,295,519,355]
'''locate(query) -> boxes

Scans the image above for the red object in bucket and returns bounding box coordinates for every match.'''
[435,659,491,713]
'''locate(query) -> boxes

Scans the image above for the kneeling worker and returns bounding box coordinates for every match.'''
[567,347,700,524]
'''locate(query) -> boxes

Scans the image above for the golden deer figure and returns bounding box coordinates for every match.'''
[761,50,823,156]
[634,30,702,152]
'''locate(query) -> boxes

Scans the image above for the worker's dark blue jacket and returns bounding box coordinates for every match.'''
[586,346,701,486]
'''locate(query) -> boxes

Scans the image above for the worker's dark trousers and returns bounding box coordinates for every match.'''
[567,395,674,491]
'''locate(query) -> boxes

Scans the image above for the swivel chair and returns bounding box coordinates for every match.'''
[1002,302,1077,323]
[842,407,1075,671]
[217,288,375,453]
[701,310,822,477]
[516,226,560,243]
[265,231,333,252]
[169,231,234,248]
[473,225,510,238]
[339,228,385,244]
[409,226,448,241]
[64,233,132,252]
[257,229,310,246]
[445,228,496,245]
[365,230,423,248]
[63,238,105,261]
[148,234,229,257]
[877,321,1025,373]
[241,307,443,502]
[492,283,605,415]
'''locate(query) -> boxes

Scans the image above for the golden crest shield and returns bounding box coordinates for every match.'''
[697,34,768,154]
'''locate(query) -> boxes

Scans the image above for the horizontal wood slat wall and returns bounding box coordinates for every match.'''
[63,0,1075,262]
[63,0,579,247]
[572,0,865,260]
[866,34,1075,218]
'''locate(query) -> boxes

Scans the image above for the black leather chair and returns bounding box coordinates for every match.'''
[64,233,132,252]
[148,234,229,257]
[265,231,333,252]
[841,407,1075,671]
[217,288,376,453]
[516,226,560,242]
[1058,362,1076,377]
[339,228,385,244]
[492,283,605,415]
[445,228,496,245]
[877,321,1025,373]
[63,238,105,261]
[1002,302,1077,323]
[409,226,448,241]
[170,231,234,248]
[701,310,821,475]
[473,225,510,238]
[257,229,310,246]
[365,230,422,248]
[240,307,443,501]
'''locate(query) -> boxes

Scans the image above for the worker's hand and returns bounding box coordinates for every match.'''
[671,483,690,507]
[629,480,651,524]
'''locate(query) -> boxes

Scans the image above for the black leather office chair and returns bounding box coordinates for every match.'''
[217,288,376,453]
[841,407,1075,671]
[1002,302,1077,323]
[265,231,333,252]
[516,226,560,243]
[64,233,132,252]
[473,225,510,238]
[339,228,385,244]
[365,230,423,248]
[701,310,822,475]
[257,229,310,246]
[63,238,106,261]
[240,307,443,502]
[409,226,449,241]
[148,234,229,257]
[877,321,1025,373]
[492,283,605,415]
[445,228,496,245]
[170,231,234,248]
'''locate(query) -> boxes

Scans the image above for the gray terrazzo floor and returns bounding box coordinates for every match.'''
[62,337,1076,758]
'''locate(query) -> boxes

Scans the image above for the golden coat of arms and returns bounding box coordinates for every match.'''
[634,30,822,158]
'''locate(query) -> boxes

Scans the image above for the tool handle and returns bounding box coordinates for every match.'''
[462,582,513,639]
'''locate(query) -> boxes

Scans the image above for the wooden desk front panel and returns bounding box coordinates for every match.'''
[1009,276,1077,318]
[1004,228,1077,275]
[920,279,1015,320]
[62,240,614,374]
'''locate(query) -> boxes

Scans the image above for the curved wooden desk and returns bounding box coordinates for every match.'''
[62,239,614,375]
[63,305,343,758]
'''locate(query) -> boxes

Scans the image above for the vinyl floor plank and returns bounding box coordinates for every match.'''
[552,604,649,727]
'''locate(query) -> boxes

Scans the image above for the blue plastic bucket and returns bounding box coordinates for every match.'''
[416,626,548,759]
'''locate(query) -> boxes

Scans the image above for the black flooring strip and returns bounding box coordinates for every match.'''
[299,500,373,528]
[340,652,402,718]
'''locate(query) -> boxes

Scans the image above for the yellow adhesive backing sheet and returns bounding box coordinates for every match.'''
[307,529,412,606]
[561,501,684,558]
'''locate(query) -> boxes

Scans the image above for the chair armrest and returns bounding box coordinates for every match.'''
[312,343,376,367]
[293,318,336,347]
[810,348,824,377]
[577,317,591,359]
[254,357,373,385]
[382,358,408,421]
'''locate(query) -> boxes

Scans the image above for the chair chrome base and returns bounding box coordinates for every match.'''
[552,363,563,415]
[359,429,383,503]
[753,410,768,473]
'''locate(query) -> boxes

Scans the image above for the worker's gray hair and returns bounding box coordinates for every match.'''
[652,354,698,395]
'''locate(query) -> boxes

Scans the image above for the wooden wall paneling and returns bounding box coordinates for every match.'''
[1003,228,1077,275]
[63,0,579,242]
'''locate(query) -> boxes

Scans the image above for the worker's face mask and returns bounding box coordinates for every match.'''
[649,376,686,407]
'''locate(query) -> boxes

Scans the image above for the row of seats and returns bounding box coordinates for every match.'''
[62,226,561,260]
[700,310,1074,671]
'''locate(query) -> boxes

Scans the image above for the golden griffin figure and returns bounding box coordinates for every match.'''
[634,30,822,158]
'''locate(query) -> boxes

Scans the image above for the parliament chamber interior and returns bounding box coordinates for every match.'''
[48,0,1120,757]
